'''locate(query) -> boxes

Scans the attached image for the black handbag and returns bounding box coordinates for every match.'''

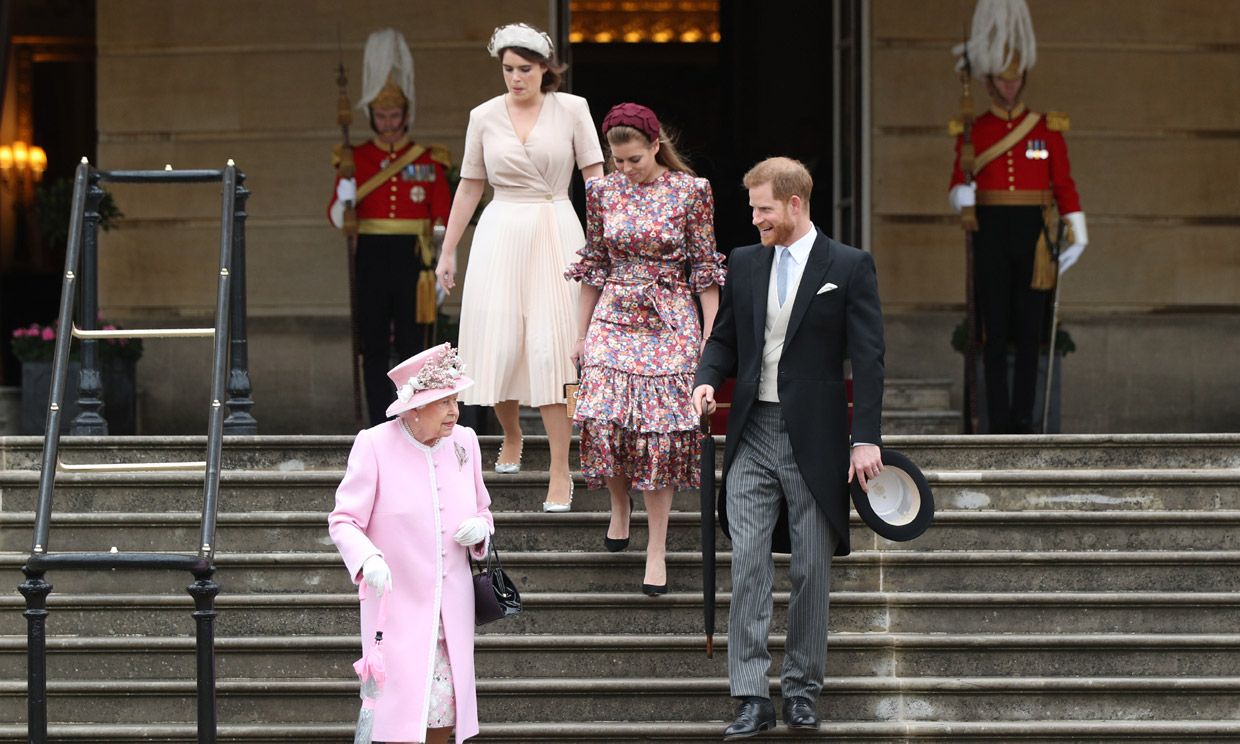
[471,542,522,626]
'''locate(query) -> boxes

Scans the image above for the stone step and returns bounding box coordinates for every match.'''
[5,632,1239,681]
[3,676,1239,725]
[4,433,1239,472]
[7,550,1240,596]
[4,591,1240,637]
[882,410,962,436]
[2,468,1237,513]
[7,510,1240,555]
[4,720,1240,744]
[885,379,953,410]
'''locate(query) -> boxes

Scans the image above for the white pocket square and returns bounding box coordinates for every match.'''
[816,283,838,295]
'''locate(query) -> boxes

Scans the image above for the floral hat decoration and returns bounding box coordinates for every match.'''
[601,102,661,144]
[385,343,474,418]
[487,23,554,59]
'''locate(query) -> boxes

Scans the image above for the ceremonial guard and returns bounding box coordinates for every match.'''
[330,29,452,426]
[949,0,1088,433]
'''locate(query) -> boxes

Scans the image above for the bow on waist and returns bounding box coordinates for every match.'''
[604,263,688,330]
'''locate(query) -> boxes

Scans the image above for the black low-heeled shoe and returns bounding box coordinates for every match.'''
[604,495,634,553]
[641,582,668,596]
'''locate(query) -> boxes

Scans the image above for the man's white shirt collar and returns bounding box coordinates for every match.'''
[777,226,817,267]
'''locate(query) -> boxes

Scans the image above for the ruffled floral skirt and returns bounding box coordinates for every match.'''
[574,290,703,491]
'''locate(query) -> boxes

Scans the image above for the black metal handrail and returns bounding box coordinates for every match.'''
[19,158,253,744]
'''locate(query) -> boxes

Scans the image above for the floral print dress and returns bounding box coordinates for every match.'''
[565,169,726,490]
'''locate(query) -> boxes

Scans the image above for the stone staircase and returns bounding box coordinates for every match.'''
[1,433,1239,742]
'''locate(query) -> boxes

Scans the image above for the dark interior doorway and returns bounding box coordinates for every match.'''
[569,0,836,255]
[0,0,97,385]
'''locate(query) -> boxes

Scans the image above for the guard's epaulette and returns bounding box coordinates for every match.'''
[1046,111,1070,132]
[948,115,964,137]
[428,144,453,168]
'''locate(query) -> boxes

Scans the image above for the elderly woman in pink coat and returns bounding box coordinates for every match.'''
[329,343,494,744]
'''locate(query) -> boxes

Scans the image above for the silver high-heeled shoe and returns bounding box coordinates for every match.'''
[494,437,523,474]
[542,476,574,513]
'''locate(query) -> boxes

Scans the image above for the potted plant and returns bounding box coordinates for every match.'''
[951,319,1075,433]
[12,316,142,435]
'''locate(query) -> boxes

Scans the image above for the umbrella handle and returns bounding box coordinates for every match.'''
[358,582,390,633]
[706,634,714,659]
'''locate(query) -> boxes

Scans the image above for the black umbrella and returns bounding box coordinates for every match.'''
[699,411,716,658]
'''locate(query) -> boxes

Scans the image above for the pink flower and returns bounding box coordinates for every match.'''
[104,324,117,331]
[27,323,39,334]
[41,327,56,341]
[11,328,23,338]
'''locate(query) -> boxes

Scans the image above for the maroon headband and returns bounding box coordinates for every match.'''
[601,102,660,143]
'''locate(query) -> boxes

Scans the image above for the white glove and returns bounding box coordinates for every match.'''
[1058,211,1088,275]
[454,517,489,547]
[336,178,357,204]
[361,554,391,597]
[949,182,977,213]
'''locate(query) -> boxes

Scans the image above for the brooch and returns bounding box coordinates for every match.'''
[454,442,468,471]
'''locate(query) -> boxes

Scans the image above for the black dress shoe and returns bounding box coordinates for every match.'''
[781,696,820,730]
[641,582,667,596]
[724,697,776,740]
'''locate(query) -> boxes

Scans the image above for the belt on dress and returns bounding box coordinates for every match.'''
[606,267,688,332]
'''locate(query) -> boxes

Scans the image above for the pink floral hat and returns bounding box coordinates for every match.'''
[385,343,474,418]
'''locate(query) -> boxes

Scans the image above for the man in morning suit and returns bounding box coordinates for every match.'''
[693,157,885,739]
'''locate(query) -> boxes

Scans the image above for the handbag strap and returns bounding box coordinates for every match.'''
[358,582,390,633]
[469,540,502,573]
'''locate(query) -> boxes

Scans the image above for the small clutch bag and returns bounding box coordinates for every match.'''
[563,361,582,420]
[471,541,522,626]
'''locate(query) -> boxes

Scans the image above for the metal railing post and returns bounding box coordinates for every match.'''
[71,179,107,435]
[19,568,52,744]
[188,574,220,744]
[224,173,257,433]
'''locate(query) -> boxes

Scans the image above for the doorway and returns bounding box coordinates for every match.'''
[568,0,860,254]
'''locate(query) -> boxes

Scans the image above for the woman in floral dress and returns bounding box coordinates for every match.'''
[566,103,725,594]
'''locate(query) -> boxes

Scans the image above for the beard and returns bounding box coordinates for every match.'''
[758,205,797,246]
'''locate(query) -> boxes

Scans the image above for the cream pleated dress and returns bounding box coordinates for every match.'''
[457,92,604,407]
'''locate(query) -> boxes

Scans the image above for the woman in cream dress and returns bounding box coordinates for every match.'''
[437,23,603,510]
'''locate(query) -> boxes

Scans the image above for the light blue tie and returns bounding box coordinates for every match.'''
[777,247,792,307]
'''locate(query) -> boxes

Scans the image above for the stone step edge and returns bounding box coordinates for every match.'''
[4,631,1238,653]
[3,467,1238,484]
[4,431,1239,447]
[6,510,1240,527]
[8,550,1240,569]
[4,591,1240,609]
[3,720,1240,740]
[3,675,1240,695]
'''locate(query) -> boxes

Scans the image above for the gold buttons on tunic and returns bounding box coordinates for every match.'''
[545,194,553,201]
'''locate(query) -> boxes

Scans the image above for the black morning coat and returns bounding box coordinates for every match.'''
[694,226,885,556]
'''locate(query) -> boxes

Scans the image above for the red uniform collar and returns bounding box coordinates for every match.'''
[989,102,1028,121]
[370,134,411,153]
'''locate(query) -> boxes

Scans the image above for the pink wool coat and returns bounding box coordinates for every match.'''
[329,420,494,743]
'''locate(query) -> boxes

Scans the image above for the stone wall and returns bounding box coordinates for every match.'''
[870,0,1240,432]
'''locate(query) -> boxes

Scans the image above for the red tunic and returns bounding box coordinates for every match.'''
[950,104,1081,214]
[328,136,452,233]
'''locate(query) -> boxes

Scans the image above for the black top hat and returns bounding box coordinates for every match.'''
[850,449,934,542]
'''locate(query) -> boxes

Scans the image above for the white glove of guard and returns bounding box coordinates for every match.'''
[949,182,977,213]
[361,554,391,597]
[454,517,489,547]
[1058,211,1089,275]
[336,178,358,204]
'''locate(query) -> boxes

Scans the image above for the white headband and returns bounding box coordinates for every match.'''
[487,23,553,59]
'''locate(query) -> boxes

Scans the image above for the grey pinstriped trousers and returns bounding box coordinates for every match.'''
[727,403,839,701]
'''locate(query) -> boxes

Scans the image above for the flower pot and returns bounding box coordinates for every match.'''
[20,358,137,435]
